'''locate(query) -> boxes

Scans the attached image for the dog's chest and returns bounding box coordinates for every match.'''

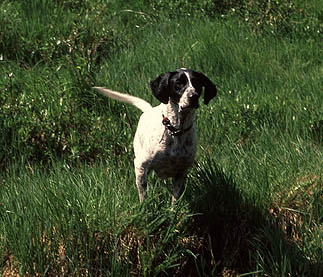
[152,133,197,178]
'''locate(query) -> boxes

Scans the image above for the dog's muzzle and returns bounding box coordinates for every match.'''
[180,90,200,111]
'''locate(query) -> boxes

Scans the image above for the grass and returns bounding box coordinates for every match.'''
[1,0,323,275]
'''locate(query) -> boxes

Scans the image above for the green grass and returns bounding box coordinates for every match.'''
[1,0,323,275]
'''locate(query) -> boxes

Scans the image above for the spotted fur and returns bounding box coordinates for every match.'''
[93,68,217,203]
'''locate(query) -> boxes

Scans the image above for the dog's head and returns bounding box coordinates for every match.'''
[150,68,217,110]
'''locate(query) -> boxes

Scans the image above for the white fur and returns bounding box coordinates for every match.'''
[92,69,213,203]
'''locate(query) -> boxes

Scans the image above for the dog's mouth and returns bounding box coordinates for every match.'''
[180,102,199,111]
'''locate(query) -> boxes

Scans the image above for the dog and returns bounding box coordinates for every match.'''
[93,68,217,203]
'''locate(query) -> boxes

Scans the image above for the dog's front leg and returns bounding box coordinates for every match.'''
[172,174,186,204]
[134,161,148,203]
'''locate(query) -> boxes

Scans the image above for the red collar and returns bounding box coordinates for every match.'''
[162,114,193,136]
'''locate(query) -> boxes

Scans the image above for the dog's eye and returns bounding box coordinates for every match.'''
[191,79,202,91]
[174,79,185,90]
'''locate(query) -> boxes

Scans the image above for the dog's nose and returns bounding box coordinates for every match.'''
[189,92,199,101]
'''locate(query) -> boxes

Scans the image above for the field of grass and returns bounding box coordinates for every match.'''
[1,0,322,275]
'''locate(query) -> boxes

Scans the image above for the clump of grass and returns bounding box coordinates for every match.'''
[0,161,201,275]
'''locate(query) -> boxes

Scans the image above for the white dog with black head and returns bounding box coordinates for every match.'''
[93,68,217,203]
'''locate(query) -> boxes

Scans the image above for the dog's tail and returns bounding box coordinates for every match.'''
[93,87,152,113]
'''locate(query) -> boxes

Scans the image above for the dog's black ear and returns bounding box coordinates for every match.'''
[150,72,173,104]
[194,72,217,105]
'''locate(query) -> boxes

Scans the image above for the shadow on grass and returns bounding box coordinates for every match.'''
[181,158,322,276]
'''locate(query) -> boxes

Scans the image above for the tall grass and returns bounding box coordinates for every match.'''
[1,0,322,275]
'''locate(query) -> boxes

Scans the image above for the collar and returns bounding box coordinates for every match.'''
[162,114,193,136]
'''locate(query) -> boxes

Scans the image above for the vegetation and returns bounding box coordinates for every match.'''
[1,0,322,275]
